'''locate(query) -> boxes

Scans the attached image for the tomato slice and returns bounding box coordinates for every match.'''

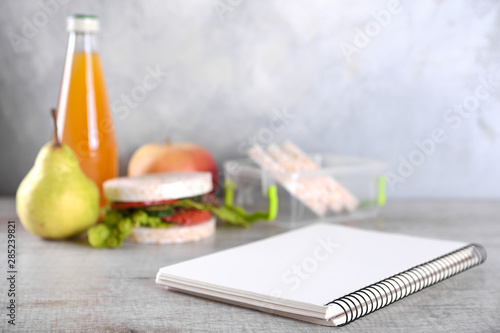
[161,210,211,226]
[110,199,178,210]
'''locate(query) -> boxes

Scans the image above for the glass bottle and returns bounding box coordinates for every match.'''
[56,14,118,207]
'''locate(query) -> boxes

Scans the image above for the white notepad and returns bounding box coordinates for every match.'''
[155,223,486,326]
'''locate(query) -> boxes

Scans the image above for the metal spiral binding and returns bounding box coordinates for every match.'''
[327,244,487,326]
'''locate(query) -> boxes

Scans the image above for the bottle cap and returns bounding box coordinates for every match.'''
[67,14,99,33]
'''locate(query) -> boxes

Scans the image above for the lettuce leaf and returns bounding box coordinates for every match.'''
[170,182,278,227]
[88,183,278,248]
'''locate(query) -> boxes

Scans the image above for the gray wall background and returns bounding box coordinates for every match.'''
[1,0,500,198]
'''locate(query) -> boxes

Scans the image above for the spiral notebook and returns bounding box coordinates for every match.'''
[155,224,486,326]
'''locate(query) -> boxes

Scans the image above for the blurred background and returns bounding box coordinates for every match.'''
[1,0,499,199]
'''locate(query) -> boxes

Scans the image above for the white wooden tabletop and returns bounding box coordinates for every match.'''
[0,199,498,332]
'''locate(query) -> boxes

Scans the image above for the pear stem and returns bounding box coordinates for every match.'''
[51,108,61,147]
[165,138,171,146]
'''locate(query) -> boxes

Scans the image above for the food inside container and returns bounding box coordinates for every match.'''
[224,154,387,227]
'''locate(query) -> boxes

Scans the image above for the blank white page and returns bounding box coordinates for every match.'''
[157,223,467,309]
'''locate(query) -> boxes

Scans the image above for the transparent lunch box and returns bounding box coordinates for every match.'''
[223,154,387,227]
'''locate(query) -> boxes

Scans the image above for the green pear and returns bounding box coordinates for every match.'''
[16,109,100,239]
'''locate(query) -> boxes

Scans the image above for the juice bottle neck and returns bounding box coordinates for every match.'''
[67,32,99,54]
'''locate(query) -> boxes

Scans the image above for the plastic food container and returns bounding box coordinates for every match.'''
[223,154,387,227]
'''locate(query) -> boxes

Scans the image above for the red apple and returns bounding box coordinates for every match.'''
[128,141,219,191]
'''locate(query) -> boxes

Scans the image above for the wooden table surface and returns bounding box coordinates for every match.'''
[0,198,498,332]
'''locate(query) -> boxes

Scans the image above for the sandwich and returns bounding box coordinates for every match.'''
[88,172,278,248]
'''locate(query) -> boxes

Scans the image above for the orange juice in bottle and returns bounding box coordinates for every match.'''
[57,14,118,207]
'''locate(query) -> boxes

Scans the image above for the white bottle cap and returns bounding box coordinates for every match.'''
[67,14,99,33]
